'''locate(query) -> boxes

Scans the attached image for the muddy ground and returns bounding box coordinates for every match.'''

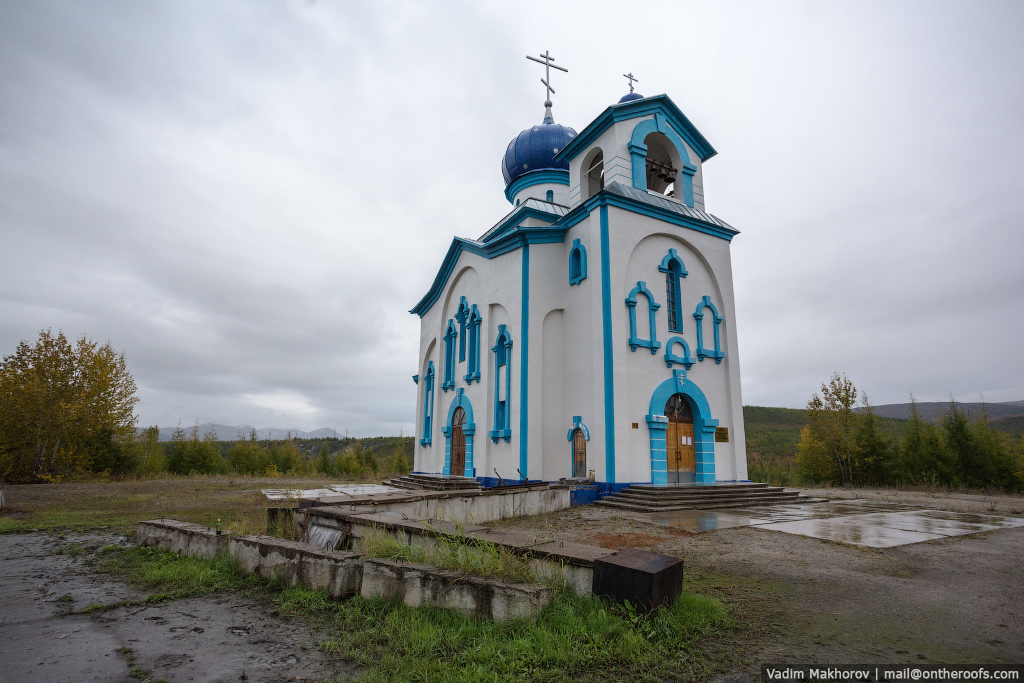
[491,488,1024,676]
[0,533,351,683]
[0,487,1021,682]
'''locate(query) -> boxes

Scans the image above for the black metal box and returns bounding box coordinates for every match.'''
[592,548,684,611]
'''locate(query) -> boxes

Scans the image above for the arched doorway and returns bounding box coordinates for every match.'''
[665,394,695,483]
[450,407,466,476]
[647,370,718,485]
[572,428,587,478]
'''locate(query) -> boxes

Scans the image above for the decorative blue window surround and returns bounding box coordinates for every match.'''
[489,324,513,442]
[658,249,687,332]
[546,189,553,202]
[441,389,475,476]
[419,361,434,446]
[625,281,661,354]
[664,336,696,369]
[455,297,469,362]
[693,296,725,363]
[442,320,457,391]
[569,238,588,285]
[464,304,482,383]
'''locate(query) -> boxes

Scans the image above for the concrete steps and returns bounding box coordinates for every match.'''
[383,474,483,492]
[595,482,818,512]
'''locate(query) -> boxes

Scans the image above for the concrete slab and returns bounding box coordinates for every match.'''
[263,483,403,501]
[646,499,1024,547]
[756,517,949,548]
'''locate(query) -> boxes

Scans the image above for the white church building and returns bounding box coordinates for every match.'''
[411,64,747,495]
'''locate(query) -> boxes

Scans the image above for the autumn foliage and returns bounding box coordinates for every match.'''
[0,330,139,482]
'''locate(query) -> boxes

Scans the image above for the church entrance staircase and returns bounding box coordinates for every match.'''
[595,482,819,512]
[383,473,482,492]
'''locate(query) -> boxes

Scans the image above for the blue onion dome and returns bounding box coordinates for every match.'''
[501,111,577,187]
[618,92,644,103]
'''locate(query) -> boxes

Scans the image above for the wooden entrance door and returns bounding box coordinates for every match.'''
[572,429,587,478]
[450,407,466,476]
[665,394,695,484]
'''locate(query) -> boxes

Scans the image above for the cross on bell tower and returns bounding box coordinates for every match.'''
[623,72,639,93]
[526,50,568,123]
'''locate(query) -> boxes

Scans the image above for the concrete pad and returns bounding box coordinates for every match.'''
[756,517,948,548]
[644,500,1024,547]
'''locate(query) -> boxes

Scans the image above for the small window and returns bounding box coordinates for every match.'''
[442,319,457,391]
[569,238,587,285]
[419,361,435,446]
[489,325,513,443]
[546,189,553,202]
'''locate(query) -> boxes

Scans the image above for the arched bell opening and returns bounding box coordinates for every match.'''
[644,132,681,197]
[581,147,604,201]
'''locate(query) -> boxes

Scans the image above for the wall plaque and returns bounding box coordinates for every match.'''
[715,427,729,442]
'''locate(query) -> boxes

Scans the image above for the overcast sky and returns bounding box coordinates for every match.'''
[1,0,1022,435]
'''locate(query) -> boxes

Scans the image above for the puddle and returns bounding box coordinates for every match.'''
[647,500,1024,547]
[262,484,402,501]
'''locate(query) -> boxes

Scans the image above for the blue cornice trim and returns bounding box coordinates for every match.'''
[599,205,616,484]
[557,191,737,242]
[504,169,570,204]
[482,206,561,244]
[554,94,717,164]
[410,227,566,317]
[519,244,530,478]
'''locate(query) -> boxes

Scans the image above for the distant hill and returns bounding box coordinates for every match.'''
[864,400,1024,422]
[152,424,345,442]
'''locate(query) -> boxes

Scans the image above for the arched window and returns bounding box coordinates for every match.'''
[664,336,696,370]
[693,296,725,363]
[625,281,661,354]
[455,297,470,363]
[463,305,482,383]
[569,238,587,285]
[442,319,457,391]
[489,324,513,443]
[658,249,687,333]
[546,189,554,202]
[419,361,434,446]
[581,148,604,201]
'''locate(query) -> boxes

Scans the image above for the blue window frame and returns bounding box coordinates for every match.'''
[569,238,587,285]
[489,324,513,442]
[455,297,469,363]
[464,304,482,383]
[658,249,687,333]
[546,189,554,202]
[442,319,457,391]
[419,361,435,445]
[693,295,725,363]
[625,281,661,354]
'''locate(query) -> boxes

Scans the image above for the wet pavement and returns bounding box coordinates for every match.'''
[646,499,1024,547]
[262,483,401,501]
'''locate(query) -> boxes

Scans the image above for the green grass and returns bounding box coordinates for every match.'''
[363,532,538,585]
[0,517,31,534]
[289,586,730,682]
[97,544,732,682]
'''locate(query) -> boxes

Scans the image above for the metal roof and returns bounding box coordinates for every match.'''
[604,182,737,233]
[478,198,569,242]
